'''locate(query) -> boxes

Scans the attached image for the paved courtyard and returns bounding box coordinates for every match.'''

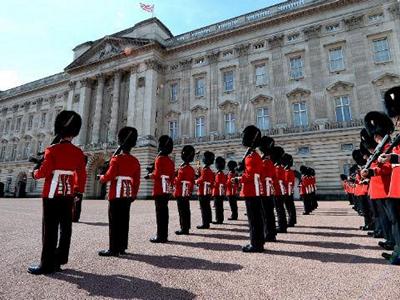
[0,198,399,300]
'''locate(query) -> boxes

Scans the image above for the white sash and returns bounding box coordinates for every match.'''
[116,176,133,198]
[219,184,225,196]
[181,180,190,197]
[49,170,74,199]
[204,181,211,195]
[254,173,260,196]
[161,175,170,194]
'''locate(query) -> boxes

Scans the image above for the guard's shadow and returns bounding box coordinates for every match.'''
[123,253,242,272]
[51,269,196,299]
[190,232,248,241]
[278,239,379,250]
[295,225,358,231]
[265,249,387,265]
[78,221,108,227]
[207,227,249,233]
[289,231,367,238]
[169,240,242,252]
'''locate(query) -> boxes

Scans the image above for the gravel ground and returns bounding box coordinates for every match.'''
[0,198,399,300]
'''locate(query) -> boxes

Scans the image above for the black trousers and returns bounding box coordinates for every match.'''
[275,195,288,231]
[40,196,73,269]
[376,199,394,244]
[369,199,383,235]
[155,195,170,239]
[227,196,238,219]
[284,195,297,226]
[382,199,400,249]
[214,196,224,223]
[310,192,318,210]
[302,194,312,214]
[176,197,191,232]
[199,195,212,227]
[244,197,264,249]
[359,195,373,228]
[261,196,276,239]
[72,194,83,222]
[109,198,132,253]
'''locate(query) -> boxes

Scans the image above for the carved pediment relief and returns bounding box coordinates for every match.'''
[343,15,364,29]
[372,73,400,86]
[22,135,33,141]
[326,81,354,93]
[165,110,181,119]
[218,100,239,111]
[286,88,311,99]
[65,36,150,71]
[0,138,8,144]
[190,105,208,114]
[249,94,273,105]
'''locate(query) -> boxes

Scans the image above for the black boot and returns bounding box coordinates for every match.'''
[175,230,189,235]
[150,236,168,243]
[242,244,264,253]
[98,250,119,257]
[27,264,58,275]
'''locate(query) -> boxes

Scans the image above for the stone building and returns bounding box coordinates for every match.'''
[1,0,400,198]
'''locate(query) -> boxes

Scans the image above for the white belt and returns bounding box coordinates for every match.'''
[161,175,170,194]
[49,170,74,199]
[182,180,190,197]
[116,176,133,198]
[288,183,293,196]
[219,184,225,196]
[204,181,211,195]
[265,177,273,197]
[254,173,260,196]
[279,180,286,195]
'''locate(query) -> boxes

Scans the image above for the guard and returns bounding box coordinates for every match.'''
[226,161,239,220]
[212,157,227,224]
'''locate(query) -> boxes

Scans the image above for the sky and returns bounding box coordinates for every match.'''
[0,0,283,91]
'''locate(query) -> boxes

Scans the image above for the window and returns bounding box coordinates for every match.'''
[257,107,270,130]
[329,47,345,72]
[254,42,265,49]
[10,144,17,161]
[289,56,304,79]
[287,33,299,42]
[170,83,178,102]
[343,163,352,176]
[195,77,205,97]
[168,121,178,140]
[195,117,205,138]
[297,146,310,155]
[195,57,205,65]
[223,71,234,92]
[37,140,44,153]
[326,23,340,32]
[255,65,268,86]
[224,113,236,134]
[28,115,33,130]
[373,38,391,63]
[40,112,47,128]
[0,145,6,161]
[341,144,354,152]
[5,119,10,133]
[23,142,30,159]
[335,96,352,122]
[223,50,233,57]
[15,117,22,132]
[293,102,308,126]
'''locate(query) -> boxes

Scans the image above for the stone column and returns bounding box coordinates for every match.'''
[143,61,159,137]
[108,71,121,142]
[92,74,105,144]
[127,66,138,127]
[77,79,91,145]
[66,81,75,110]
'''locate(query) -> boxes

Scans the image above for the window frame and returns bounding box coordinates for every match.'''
[372,37,391,64]
[328,47,345,72]
[289,56,304,80]
[223,70,235,92]
[195,116,206,138]
[224,113,236,134]
[168,120,179,140]
[334,95,352,122]
[292,102,308,127]
[256,107,270,130]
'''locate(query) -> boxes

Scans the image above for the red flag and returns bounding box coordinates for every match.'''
[140,3,154,13]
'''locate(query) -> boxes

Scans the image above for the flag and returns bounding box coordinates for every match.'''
[140,3,154,13]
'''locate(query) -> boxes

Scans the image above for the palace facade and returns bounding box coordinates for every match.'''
[1,0,400,198]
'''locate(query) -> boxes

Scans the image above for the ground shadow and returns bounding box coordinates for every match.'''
[295,225,358,231]
[265,249,387,265]
[169,240,242,252]
[278,239,379,250]
[190,232,248,241]
[289,231,367,238]
[51,269,196,299]
[207,227,249,233]
[78,221,109,227]
[123,253,242,272]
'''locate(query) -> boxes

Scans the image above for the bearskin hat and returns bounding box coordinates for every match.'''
[384,86,400,118]
[359,142,371,157]
[158,135,173,155]
[227,160,237,172]
[258,136,275,155]
[340,174,348,181]
[270,146,284,164]
[352,149,366,166]
[54,110,82,138]
[181,145,195,163]
[349,164,358,176]
[242,125,261,149]
[309,168,315,176]
[364,111,394,137]
[360,128,377,150]
[215,156,226,171]
[300,165,308,175]
[203,151,215,166]
[117,127,138,151]
[281,153,293,168]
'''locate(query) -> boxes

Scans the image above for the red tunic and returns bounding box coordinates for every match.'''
[273,165,286,196]
[212,171,227,197]
[239,151,264,198]
[226,171,239,196]
[151,155,175,197]
[34,141,87,198]
[369,160,391,200]
[99,153,140,200]
[196,167,215,196]
[299,176,307,196]
[285,169,295,196]
[262,158,275,197]
[173,164,195,198]
[389,145,400,198]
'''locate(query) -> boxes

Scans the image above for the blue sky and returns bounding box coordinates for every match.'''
[0,0,283,90]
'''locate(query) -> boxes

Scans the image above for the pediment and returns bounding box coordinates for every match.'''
[65,36,151,71]
[249,94,273,105]
[372,73,400,86]
[165,110,181,119]
[326,81,354,92]
[0,138,8,144]
[190,105,208,114]
[218,100,239,111]
[286,88,311,99]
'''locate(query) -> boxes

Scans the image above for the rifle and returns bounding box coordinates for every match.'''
[384,133,400,154]
[236,147,252,173]
[29,135,62,169]
[364,134,390,169]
